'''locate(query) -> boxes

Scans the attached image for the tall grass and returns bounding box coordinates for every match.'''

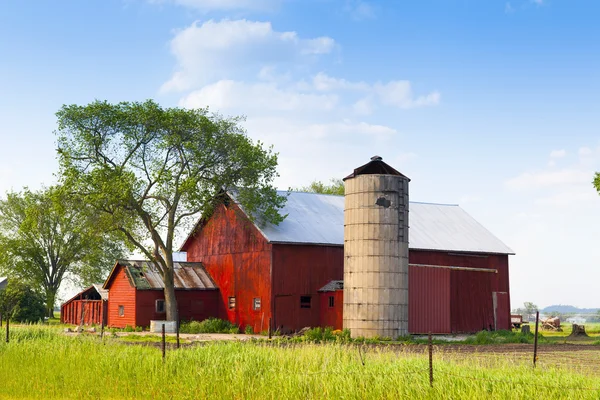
[1,326,600,399]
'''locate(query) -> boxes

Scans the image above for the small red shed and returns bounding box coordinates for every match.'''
[318,281,343,330]
[61,284,108,326]
[103,260,219,328]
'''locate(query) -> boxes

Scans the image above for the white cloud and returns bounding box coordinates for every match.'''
[162,19,335,92]
[505,169,592,190]
[579,147,593,157]
[179,79,338,112]
[151,0,280,11]
[344,1,376,20]
[549,149,566,158]
[535,189,597,206]
[374,81,440,109]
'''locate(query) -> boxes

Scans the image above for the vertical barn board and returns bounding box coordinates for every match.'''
[135,290,220,328]
[408,266,451,334]
[183,203,272,331]
[493,292,510,330]
[274,295,295,333]
[450,270,494,333]
[272,244,344,332]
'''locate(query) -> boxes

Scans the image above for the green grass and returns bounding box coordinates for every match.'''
[2,326,600,399]
[179,318,239,334]
[118,334,186,344]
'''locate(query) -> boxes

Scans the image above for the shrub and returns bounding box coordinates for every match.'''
[463,330,542,345]
[124,325,135,332]
[244,325,254,334]
[0,280,45,323]
[180,318,238,334]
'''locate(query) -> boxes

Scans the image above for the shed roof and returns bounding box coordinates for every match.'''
[252,191,514,255]
[104,260,217,290]
[62,284,108,306]
[318,280,344,292]
[0,277,7,291]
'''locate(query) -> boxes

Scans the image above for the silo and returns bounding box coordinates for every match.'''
[343,156,410,338]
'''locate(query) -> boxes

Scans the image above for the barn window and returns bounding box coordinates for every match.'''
[300,296,311,309]
[228,297,236,310]
[253,298,261,310]
[118,305,124,317]
[156,299,165,313]
[328,296,335,308]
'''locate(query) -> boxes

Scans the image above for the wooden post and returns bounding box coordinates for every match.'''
[0,312,3,328]
[176,317,180,349]
[162,324,166,362]
[268,318,272,339]
[100,318,105,340]
[428,332,433,388]
[533,311,539,368]
[5,318,9,343]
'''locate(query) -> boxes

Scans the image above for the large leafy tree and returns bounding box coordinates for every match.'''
[298,178,345,196]
[0,187,124,317]
[56,100,285,322]
[0,279,46,323]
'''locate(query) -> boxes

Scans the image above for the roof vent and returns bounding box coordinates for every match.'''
[371,155,383,161]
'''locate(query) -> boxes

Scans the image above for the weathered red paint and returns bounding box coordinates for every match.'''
[272,244,343,332]
[182,203,273,333]
[105,265,219,328]
[61,286,107,326]
[319,290,343,330]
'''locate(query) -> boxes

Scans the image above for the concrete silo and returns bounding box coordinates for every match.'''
[343,156,410,338]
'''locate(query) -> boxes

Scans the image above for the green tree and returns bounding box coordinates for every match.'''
[523,302,539,321]
[56,100,285,322]
[0,187,124,317]
[298,178,344,195]
[0,279,45,323]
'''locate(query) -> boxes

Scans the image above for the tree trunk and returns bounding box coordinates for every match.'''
[45,287,57,318]
[163,265,178,322]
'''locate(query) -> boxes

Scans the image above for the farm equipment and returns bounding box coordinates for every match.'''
[511,314,524,329]
[541,317,562,332]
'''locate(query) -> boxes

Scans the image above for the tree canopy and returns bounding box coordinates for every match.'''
[0,186,124,317]
[0,279,46,323]
[56,100,286,321]
[298,178,344,196]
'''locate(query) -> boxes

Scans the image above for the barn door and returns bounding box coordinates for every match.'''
[274,295,295,334]
[493,292,510,331]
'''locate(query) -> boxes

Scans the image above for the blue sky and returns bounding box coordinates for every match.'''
[1,0,599,308]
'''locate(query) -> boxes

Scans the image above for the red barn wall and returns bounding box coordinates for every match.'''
[61,300,106,326]
[106,266,136,328]
[272,244,343,332]
[183,203,272,333]
[319,290,343,330]
[408,266,451,334]
[135,290,220,328]
[409,250,511,332]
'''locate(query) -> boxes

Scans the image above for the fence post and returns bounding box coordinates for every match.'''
[5,318,9,343]
[533,311,539,368]
[428,332,433,388]
[268,318,272,339]
[162,324,166,362]
[100,318,105,340]
[176,317,180,349]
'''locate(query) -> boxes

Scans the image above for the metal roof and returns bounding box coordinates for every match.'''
[0,277,7,291]
[318,280,344,292]
[255,192,514,255]
[118,260,217,290]
[92,284,109,301]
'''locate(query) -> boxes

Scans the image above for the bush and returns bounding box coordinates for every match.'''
[0,280,45,323]
[463,330,542,345]
[180,318,238,334]
[244,325,253,334]
[124,325,135,332]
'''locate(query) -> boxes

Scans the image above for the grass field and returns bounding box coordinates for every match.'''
[2,326,600,399]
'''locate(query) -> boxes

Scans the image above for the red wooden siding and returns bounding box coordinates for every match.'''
[183,203,272,333]
[135,290,219,328]
[61,300,106,326]
[272,244,343,332]
[408,266,451,334]
[409,250,511,333]
[106,266,137,328]
[319,290,343,330]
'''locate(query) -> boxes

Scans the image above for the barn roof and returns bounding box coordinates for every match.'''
[252,191,514,255]
[103,260,217,290]
[62,284,108,306]
[318,280,344,292]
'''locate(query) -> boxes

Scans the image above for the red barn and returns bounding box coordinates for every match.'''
[103,260,219,328]
[61,285,108,326]
[181,192,514,334]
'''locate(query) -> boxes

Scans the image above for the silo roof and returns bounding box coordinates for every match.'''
[251,191,514,255]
